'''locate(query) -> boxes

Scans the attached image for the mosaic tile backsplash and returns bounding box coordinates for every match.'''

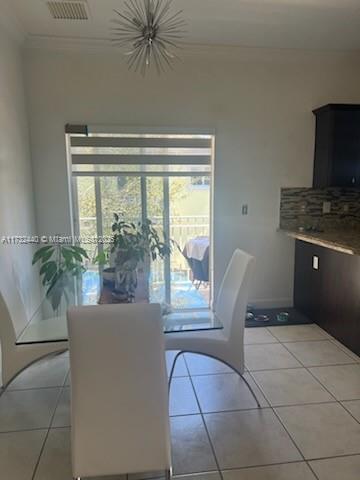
[280,187,360,231]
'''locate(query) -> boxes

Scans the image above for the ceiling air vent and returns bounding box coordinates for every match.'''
[47,1,89,20]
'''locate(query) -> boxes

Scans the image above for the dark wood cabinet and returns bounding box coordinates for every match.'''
[313,104,360,188]
[294,240,360,355]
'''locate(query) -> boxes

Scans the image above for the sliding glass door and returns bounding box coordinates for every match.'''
[68,129,214,310]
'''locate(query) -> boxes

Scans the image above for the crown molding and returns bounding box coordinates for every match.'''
[24,33,360,62]
[0,0,26,44]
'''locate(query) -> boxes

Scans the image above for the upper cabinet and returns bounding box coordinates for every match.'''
[313,104,360,188]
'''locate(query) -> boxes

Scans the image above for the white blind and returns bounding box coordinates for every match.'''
[69,131,213,167]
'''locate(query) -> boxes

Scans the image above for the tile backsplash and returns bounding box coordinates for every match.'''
[280,187,360,231]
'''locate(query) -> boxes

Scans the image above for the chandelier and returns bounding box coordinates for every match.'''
[111,0,186,75]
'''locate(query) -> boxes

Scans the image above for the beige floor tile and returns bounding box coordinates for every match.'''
[268,324,327,342]
[192,373,268,412]
[0,429,46,480]
[284,340,355,367]
[244,344,301,371]
[174,473,221,480]
[310,455,360,480]
[276,403,360,459]
[244,328,278,345]
[0,388,60,432]
[34,428,72,480]
[34,428,127,480]
[170,377,200,416]
[222,462,316,480]
[170,415,217,475]
[204,409,301,469]
[309,364,360,400]
[8,354,69,390]
[185,354,232,376]
[342,400,360,422]
[252,368,334,406]
[166,352,189,377]
[52,388,71,427]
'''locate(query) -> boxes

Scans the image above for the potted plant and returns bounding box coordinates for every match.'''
[32,244,89,311]
[96,213,173,302]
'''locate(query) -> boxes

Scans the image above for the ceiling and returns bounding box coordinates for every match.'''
[6,0,360,50]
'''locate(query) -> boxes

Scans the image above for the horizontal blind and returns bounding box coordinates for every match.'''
[69,131,213,167]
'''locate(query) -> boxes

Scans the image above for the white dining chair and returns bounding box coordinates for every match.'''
[166,249,260,407]
[67,303,172,480]
[0,254,66,388]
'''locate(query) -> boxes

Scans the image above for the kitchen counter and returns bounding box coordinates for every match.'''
[279,228,360,256]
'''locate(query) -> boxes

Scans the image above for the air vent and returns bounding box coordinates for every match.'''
[47,1,89,20]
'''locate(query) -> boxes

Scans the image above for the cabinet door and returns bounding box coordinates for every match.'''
[294,241,324,326]
[294,240,360,355]
[313,110,334,188]
[332,110,360,187]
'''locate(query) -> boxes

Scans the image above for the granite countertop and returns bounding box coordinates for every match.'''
[279,228,360,256]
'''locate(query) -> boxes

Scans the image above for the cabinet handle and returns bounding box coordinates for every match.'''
[352,177,356,184]
[313,256,319,270]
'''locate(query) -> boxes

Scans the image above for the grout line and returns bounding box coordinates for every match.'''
[0,427,51,435]
[306,462,320,480]
[31,386,64,480]
[246,368,327,480]
[338,401,360,426]
[5,384,68,393]
[182,355,224,480]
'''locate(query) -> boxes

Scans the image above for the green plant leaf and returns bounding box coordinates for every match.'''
[32,246,53,265]
[70,246,89,259]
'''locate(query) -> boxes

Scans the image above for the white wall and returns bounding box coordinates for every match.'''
[24,45,360,306]
[0,24,40,335]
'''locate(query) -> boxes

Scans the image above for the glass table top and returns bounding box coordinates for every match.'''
[16,276,223,345]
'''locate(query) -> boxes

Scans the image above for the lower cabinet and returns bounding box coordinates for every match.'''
[294,240,360,355]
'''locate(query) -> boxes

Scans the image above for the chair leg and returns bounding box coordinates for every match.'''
[167,350,262,408]
[168,351,184,389]
[239,373,261,408]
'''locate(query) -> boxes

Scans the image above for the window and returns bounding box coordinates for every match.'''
[67,127,214,310]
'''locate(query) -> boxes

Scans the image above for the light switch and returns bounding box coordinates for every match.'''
[242,204,248,215]
[313,256,319,270]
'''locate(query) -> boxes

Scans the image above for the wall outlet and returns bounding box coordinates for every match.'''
[242,204,248,215]
[323,201,331,214]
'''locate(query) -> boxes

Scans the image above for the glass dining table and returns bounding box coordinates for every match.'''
[16,273,223,346]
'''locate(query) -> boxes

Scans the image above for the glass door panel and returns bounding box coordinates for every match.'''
[146,177,166,304]
[74,176,99,304]
[99,176,142,235]
[74,174,211,310]
[169,177,210,309]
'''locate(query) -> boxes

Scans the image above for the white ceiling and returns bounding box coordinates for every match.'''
[6,0,360,50]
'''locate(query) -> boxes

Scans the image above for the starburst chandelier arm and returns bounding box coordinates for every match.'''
[160,9,184,27]
[125,0,146,25]
[127,45,144,70]
[111,0,186,74]
[152,41,174,69]
[152,44,165,74]
[112,10,143,30]
[155,35,182,49]
[152,0,165,25]
[153,0,172,23]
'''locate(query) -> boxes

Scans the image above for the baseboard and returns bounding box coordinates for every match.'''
[248,298,294,309]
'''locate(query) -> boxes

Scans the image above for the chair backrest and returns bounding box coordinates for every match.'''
[67,303,171,479]
[215,249,255,340]
[0,253,28,345]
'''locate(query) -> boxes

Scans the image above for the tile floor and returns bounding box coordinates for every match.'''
[1,324,360,479]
